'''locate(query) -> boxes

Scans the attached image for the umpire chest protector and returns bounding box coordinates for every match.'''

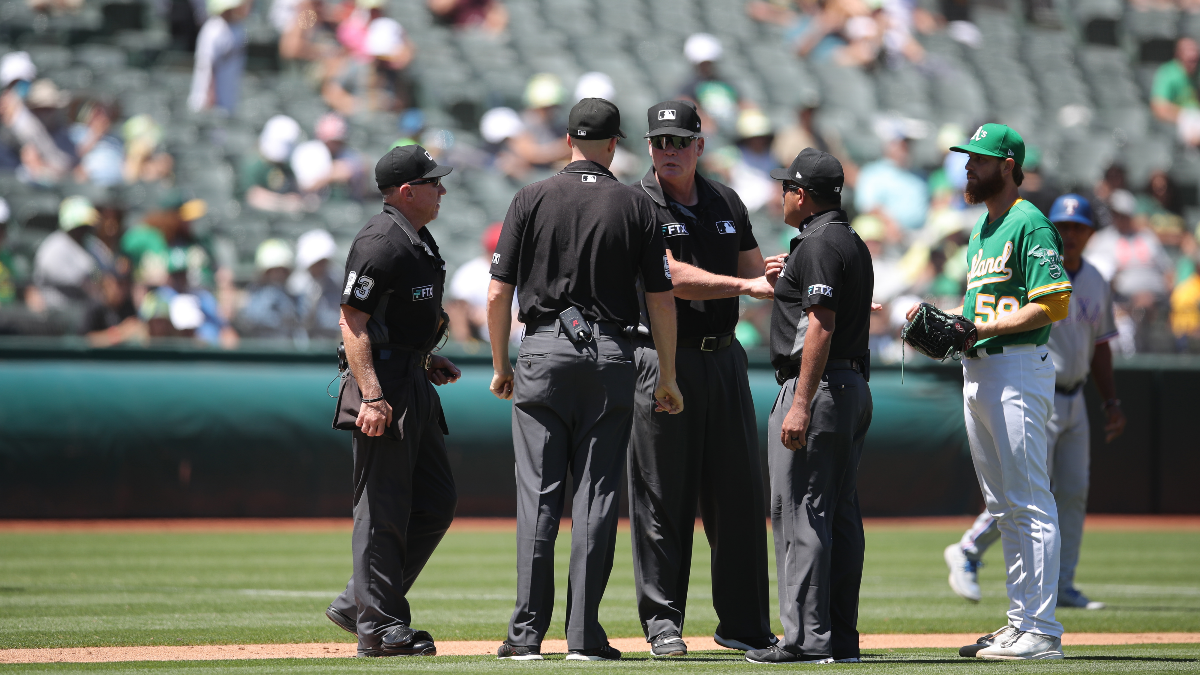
[341,204,447,349]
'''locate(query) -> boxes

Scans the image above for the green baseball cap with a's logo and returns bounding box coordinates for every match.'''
[950,123,1025,166]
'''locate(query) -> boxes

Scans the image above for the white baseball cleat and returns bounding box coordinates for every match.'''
[976,631,1064,660]
[1058,587,1105,610]
[959,625,1017,658]
[944,544,982,602]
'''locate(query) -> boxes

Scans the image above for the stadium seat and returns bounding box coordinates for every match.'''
[1125,8,1180,64]
[1071,0,1123,46]
[1122,132,1174,187]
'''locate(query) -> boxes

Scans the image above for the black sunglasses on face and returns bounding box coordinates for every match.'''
[782,182,803,194]
[650,136,696,150]
[408,176,441,187]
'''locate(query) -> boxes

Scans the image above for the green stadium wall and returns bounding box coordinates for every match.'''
[0,343,1195,517]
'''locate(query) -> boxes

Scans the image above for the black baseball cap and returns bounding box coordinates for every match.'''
[645,100,702,138]
[770,147,844,199]
[375,144,452,190]
[568,98,625,140]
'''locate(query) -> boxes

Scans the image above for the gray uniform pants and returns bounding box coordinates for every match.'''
[328,356,457,655]
[768,369,872,659]
[507,329,636,650]
[628,340,772,642]
[959,388,1090,590]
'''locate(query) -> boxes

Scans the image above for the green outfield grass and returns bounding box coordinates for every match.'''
[1,525,1198,651]
[3,646,1200,674]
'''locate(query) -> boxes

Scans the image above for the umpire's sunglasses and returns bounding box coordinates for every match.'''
[407,176,441,187]
[782,182,803,194]
[650,135,696,150]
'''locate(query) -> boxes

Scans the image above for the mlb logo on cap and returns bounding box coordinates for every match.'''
[646,100,701,138]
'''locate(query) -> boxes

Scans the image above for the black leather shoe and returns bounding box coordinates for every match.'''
[713,631,779,651]
[497,643,543,660]
[745,645,832,664]
[566,644,621,661]
[324,605,357,637]
[378,625,436,656]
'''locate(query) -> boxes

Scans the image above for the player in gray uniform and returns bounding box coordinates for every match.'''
[945,193,1127,611]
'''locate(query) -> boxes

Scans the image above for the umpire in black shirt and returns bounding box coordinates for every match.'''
[324,144,462,657]
[486,98,684,662]
[628,101,781,657]
[746,148,873,664]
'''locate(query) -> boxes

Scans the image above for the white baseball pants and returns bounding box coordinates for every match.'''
[962,344,1063,638]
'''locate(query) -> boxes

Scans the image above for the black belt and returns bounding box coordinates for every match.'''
[1055,381,1085,396]
[678,332,734,351]
[525,319,629,338]
[371,343,431,367]
[775,358,864,385]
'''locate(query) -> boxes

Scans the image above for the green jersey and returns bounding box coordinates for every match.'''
[963,199,1072,349]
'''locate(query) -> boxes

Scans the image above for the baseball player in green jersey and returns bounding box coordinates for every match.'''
[906,123,1072,661]
[945,194,1127,612]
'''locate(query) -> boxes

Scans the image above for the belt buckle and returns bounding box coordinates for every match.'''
[700,336,717,351]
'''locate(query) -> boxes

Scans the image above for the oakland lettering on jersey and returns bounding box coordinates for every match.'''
[967,241,1014,289]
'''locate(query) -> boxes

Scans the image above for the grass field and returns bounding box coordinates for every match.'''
[2,523,1198,671]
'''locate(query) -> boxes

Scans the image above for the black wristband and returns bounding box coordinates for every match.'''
[361,395,385,404]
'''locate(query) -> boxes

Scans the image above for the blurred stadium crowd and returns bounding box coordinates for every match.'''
[2,0,1200,356]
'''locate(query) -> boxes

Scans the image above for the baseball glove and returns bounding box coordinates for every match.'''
[901,303,978,361]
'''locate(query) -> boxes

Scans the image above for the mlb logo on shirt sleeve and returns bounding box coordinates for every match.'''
[714,221,736,234]
[582,175,597,183]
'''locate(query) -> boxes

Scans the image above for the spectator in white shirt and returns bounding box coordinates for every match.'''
[188,0,251,114]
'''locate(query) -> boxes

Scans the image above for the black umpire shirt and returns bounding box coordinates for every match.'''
[770,209,873,370]
[636,168,758,338]
[341,204,447,349]
[491,160,673,325]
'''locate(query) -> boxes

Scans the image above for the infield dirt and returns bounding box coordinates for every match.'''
[4,634,1200,664]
